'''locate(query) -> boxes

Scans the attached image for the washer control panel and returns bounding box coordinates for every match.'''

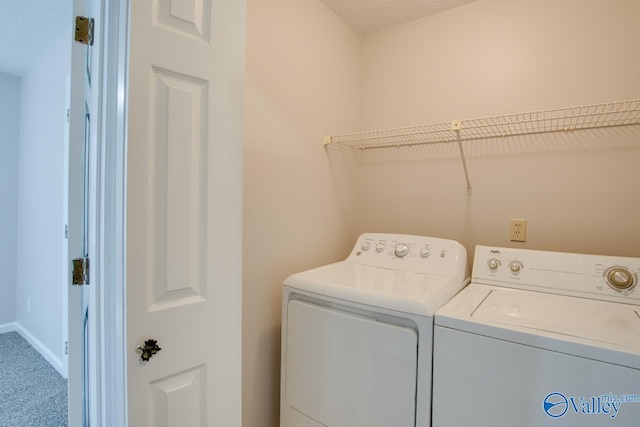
[348,233,467,278]
[473,246,640,304]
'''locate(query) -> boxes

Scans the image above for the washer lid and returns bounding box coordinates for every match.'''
[284,261,466,317]
[436,284,640,369]
[474,289,640,348]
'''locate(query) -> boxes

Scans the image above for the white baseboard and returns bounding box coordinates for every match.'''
[14,323,65,377]
[0,322,17,334]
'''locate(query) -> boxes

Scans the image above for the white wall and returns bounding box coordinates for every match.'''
[361,0,640,128]
[16,33,70,362]
[0,72,21,327]
[356,0,640,260]
[243,0,361,425]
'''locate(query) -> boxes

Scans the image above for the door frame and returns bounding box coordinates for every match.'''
[81,0,129,425]
[63,73,71,380]
[99,0,129,423]
[68,0,91,424]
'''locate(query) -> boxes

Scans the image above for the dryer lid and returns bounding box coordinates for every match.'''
[284,261,467,317]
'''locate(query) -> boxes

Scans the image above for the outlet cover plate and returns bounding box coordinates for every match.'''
[510,219,526,242]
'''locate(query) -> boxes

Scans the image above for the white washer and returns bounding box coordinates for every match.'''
[280,233,468,427]
[433,246,640,427]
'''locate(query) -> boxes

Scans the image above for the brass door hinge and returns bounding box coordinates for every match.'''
[72,257,90,286]
[75,16,94,46]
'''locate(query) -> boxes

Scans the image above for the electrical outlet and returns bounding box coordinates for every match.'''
[510,219,526,242]
[27,297,30,312]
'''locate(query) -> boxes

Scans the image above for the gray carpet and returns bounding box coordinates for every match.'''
[0,332,68,427]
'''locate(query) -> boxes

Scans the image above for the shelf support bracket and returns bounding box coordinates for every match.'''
[452,121,472,195]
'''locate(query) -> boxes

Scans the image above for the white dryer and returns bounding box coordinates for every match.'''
[433,246,640,427]
[280,233,468,427]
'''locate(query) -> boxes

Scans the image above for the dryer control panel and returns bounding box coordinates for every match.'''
[348,233,467,279]
[473,246,640,304]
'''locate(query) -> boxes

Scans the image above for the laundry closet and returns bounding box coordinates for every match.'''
[242,0,640,426]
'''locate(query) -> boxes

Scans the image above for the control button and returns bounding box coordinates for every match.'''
[487,259,500,270]
[509,261,523,273]
[420,247,431,258]
[361,242,371,251]
[395,243,409,258]
[605,267,635,291]
[375,242,385,253]
[440,250,446,258]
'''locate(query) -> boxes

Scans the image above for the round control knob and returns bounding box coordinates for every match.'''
[420,247,431,258]
[606,267,635,291]
[487,259,500,270]
[361,241,371,251]
[509,261,523,273]
[375,242,385,253]
[395,243,409,258]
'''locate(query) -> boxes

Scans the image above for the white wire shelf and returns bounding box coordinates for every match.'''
[324,99,640,150]
[324,99,640,195]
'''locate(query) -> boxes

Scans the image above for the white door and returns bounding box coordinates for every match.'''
[126,0,245,425]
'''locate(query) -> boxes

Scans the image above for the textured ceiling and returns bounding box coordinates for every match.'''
[321,0,480,33]
[0,0,71,76]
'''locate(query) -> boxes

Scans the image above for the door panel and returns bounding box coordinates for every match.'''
[154,0,211,41]
[150,365,206,427]
[126,0,245,425]
[148,68,207,310]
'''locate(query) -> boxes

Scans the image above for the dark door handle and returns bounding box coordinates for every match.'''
[137,339,161,362]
